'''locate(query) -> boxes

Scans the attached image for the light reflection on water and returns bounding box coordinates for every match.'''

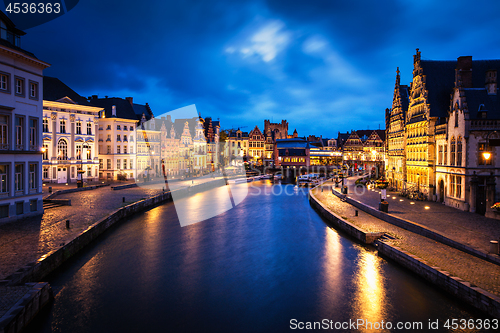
[27,181,490,333]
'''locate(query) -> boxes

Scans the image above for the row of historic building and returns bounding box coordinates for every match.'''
[385,49,500,217]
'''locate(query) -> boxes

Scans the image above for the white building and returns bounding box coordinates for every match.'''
[42,77,102,183]
[0,12,50,222]
[89,96,138,180]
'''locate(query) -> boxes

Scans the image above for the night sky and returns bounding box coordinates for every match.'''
[18,0,500,137]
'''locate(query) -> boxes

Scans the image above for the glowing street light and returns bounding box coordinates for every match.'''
[483,151,491,160]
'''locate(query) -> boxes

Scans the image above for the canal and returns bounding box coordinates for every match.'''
[27,181,487,332]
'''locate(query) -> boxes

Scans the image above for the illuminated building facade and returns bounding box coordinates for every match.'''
[0,12,49,222]
[42,77,101,184]
[248,126,265,164]
[386,68,408,190]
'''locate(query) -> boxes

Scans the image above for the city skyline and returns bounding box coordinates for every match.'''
[17,0,500,137]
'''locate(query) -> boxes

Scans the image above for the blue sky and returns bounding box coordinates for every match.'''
[19,0,500,137]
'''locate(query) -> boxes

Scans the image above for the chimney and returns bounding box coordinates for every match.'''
[486,69,497,95]
[89,95,98,100]
[167,115,172,122]
[126,97,133,106]
[112,105,116,117]
[456,56,473,88]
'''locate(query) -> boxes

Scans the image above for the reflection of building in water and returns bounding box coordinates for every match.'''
[353,250,386,331]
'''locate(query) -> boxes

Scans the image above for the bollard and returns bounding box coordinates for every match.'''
[490,241,499,254]
[48,186,52,193]
[355,210,358,216]
[66,220,70,229]
[123,197,125,203]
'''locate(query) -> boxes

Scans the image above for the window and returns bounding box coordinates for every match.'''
[43,118,49,132]
[456,176,462,198]
[457,138,462,167]
[117,134,121,141]
[107,159,111,169]
[29,81,38,99]
[130,146,133,154]
[455,111,458,127]
[57,139,68,160]
[444,145,448,166]
[124,135,127,142]
[15,116,23,149]
[15,77,24,96]
[99,159,103,169]
[117,146,121,154]
[130,159,133,169]
[438,145,442,165]
[76,145,82,160]
[29,118,37,149]
[76,121,82,134]
[43,143,48,160]
[29,164,37,190]
[123,159,127,169]
[478,143,492,165]
[43,167,48,179]
[117,159,121,169]
[30,199,37,212]
[106,125,111,130]
[450,175,455,197]
[15,164,23,192]
[0,73,10,92]
[130,135,133,142]
[60,120,66,133]
[87,147,91,160]
[124,126,128,131]
[124,146,127,154]
[107,145,111,154]
[450,138,456,165]
[117,125,121,130]
[0,165,8,193]
[87,122,92,135]
[106,134,111,142]
[87,168,92,177]
[0,114,8,149]
[130,126,134,131]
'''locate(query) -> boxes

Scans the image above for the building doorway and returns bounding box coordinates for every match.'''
[57,167,67,183]
[476,183,486,215]
[438,179,444,203]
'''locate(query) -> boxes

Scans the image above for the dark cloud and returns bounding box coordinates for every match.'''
[18,0,500,137]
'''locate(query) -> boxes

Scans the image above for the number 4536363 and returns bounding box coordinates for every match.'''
[5,3,61,14]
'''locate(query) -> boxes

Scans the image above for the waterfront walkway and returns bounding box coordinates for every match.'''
[312,180,500,298]
[341,177,500,255]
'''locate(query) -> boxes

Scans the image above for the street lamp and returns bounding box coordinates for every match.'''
[417,173,420,193]
[392,166,396,189]
[483,151,492,161]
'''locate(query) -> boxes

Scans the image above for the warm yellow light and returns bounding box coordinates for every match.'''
[483,151,491,160]
[424,206,430,210]
[410,202,415,205]
[41,147,46,152]
[399,199,403,201]
[371,150,376,155]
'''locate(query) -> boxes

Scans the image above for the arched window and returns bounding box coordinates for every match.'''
[57,139,68,160]
[450,137,456,166]
[457,137,462,167]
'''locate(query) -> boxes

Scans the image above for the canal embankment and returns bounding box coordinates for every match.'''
[0,177,226,333]
[310,183,500,319]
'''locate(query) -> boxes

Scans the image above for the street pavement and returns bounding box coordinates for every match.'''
[312,181,500,298]
[339,177,500,255]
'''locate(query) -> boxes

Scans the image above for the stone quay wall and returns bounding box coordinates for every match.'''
[309,191,385,244]
[377,241,500,319]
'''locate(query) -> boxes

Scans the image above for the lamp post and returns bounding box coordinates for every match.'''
[392,166,396,189]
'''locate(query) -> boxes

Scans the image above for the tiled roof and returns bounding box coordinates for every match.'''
[420,60,457,118]
[464,89,500,119]
[88,97,137,120]
[43,76,91,105]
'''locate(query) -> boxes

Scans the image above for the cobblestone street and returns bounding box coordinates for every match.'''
[339,177,500,254]
[312,180,500,298]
